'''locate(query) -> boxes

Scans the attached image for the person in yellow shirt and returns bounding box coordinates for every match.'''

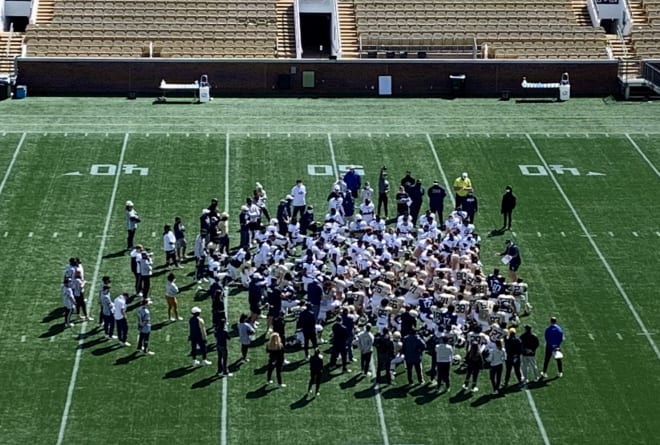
[453,172,472,208]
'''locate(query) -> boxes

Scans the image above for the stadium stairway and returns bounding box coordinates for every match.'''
[36,0,56,24]
[606,34,641,78]
[0,31,23,77]
[276,0,296,57]
[337,0,359,58]
[571,0,591,25]
[627,0,649,25]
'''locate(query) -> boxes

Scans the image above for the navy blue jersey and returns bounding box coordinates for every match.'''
[487,274,506,296]
[418,296,434,315]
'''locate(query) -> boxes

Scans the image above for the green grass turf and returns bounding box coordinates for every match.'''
[0,98,658,445]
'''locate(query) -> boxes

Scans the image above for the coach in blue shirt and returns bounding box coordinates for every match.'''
[542,317,564,378]
[402,328,426,385]
[343,167,361,199]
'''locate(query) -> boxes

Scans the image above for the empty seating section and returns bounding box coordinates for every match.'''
[354,0,609,59]
[631,0,660,58]
[25,0,277,58]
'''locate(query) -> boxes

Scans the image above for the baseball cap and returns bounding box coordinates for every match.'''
[509,327,516,334]
[125,200,134,207]
[461,172,468,179]
[191,306,202,314]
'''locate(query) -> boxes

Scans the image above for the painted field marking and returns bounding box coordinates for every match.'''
[588,333,595,341]
[57,133,130,445]
[616,333,623,340]
[220,131,231,445]
[3,232,7,238]
[21,335,26,342]
[633,231,639,237]
[537,232,542,237]
[524,389,551,445]
[370,359,391,445]
[527,133,660,361]
[560,232,566,237]
[50,336,56,343]
[327,133,339,179]
[425,134,455,207]
[608,232,614,237]
[78,232,83,238]
[626,134,660,178]
[0,133,26,198]
[656,232,660,237]
[53,232,58,238]
[28,232,33,238]
[151,231,156,237]
[165,334,171,342]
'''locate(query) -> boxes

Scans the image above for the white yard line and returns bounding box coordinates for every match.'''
[0,132,26,197]
[425,133,456,207]
[220,132,230,445]
[524,389,551,445]
[369,360,391,445]
[527,133,660,360]
[57,133,130,445]
[327,133,339,178]
[626,134,660,179]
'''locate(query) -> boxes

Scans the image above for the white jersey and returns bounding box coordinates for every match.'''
[359,201,375,222]
[376,306,391,328]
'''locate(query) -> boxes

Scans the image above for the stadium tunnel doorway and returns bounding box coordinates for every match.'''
[300,13,331,58]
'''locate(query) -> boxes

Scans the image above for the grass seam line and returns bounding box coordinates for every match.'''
[0,132,26,197]
[625,133,660,179]
[56,132,130,445]
[425,133,455,208]
[526,133,660,360]
[220,132,230,445]
[327,133,339,179]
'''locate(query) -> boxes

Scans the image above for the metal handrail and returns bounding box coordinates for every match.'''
[643,62,660,86]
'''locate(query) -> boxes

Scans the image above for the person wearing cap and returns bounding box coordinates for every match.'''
[542,317,564,378]
[343,166,362,199]
[359,181,374,204]
[499,239,522,282]
[129,245,143,296]
[407,179,425,225]
[299,205,315,235]
[329,316,350,373]
[520,324,541,383]
[453,172,472,209]
[503,327,523,387]
[98,275,112,325]
[487,339,506,395]
[189,306,212,366]
[290,179,307,220]
[99,284,115,339]
[139,250,153,298]
[136,298,154,355]
[400,170,416,192]
[125,200,140,251]
[216,212,230,255]
[460,190,478,224]
[276,198,291,236]
[238,205,250,250]
[377,166,390,219]
[427,180,447,223]
[402,328,426,385]
[162,224,179,269]
[395,185,411,218]
[500,185,517,231]
[113,293,130,346]
[62,277,76,328]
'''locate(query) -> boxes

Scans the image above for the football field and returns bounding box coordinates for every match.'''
[0,97,659,445]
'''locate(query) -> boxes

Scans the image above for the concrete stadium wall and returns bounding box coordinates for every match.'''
[16,58,619,98]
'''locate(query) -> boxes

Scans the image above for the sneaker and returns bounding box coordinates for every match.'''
[65,323,72,328]
[492,390,499,395]
[558,372,563,378]
[202,359,212,366]
[366,371,372,376]
[280,383,287,388]
[193,359,201,366]
[170,317,176,322]
[104,334,110,339]
[268,380,273,384]
[122,342,131,347]
[419,379,425,385]
[137,292,143,298]
[145,351,155,356]
[283,360,290,365]
[111,335,118,339]
[472,386,479,393]
[177,317,183,321]
[316,392,320,397]
[462,383,469,390]
[87,317,94,321]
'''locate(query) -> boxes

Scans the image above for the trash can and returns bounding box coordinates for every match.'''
[0,81,10,101]
[14,85,27,99]
[449,74,466,96]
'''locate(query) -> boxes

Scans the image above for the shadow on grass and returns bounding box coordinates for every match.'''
[191,374,220,389]
[283,359,306,372]
[414,386,447,404]
[353,383,378,399]
[487,228,507,238]
[380,384,410,400]
[42,308,65,324]
[151,320,172,332]
[77,337,108,350]
[39,323,65,338]
[290,394,313,410]
[103,249,127,259]
[115,351,142,365]
[193,289,209,301]
[245,384,277,399]
[253,364,268,375]
[91,343,123,356]
[470,394,494,407]
[449,388,473,404]
[339,373,363,389]
[163,366,198,379]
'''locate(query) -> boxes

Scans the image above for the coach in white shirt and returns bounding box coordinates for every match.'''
[113,293,130,346]
[435,336,454,390]
[291,179,307,220]
[125,200,140,251]
[162,225,179,268]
